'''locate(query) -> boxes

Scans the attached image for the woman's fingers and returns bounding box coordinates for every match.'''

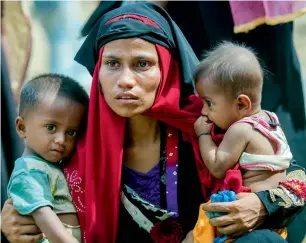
[15,233,45,243]
[1,199,42,243]
[18,224,42,235]
[3,224,44,243]
[208,214,236,227]
[18,215,37,225]
[217,224,241,235]
[2,199,36,225]
[202,202,234,213]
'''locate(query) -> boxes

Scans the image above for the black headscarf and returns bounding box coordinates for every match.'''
[75,2,199,98]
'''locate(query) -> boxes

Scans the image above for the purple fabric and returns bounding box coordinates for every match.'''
[229,1,306,28]
[166,164,178,215]
[122,162,179,215]
[122,163,161,206]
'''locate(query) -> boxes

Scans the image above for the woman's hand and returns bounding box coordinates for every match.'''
[194,116,213,136]
[1,199,44,243]
[202,193,266,238]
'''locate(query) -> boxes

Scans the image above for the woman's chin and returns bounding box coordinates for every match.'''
[111,104,153,118]
[113,108,143,118]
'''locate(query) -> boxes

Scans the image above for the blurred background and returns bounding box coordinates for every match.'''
[2,1,98,96]
[1,1,306,242]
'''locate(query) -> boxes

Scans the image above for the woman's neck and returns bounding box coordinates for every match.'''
[125,115,160,147]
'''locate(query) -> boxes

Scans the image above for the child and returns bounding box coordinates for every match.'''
[7,74,89,243]
[192,42,292,243]
[193,42,292,192]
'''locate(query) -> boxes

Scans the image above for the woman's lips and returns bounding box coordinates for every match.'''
[116,98,139,104]
[116,92,139,104]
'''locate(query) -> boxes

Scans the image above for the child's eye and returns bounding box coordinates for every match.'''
[206,100,212,107]
[46,125,56,132]
[67,130,77,137]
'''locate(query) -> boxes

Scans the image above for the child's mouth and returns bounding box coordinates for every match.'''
[206,117,213,124]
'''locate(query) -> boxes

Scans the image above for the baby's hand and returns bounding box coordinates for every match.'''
[194,116,213,136]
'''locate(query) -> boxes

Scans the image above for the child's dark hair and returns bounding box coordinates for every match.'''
[19,73,89,116]
[194,41,264,106]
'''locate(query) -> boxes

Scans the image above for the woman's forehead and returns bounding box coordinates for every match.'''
[103,38,158,57]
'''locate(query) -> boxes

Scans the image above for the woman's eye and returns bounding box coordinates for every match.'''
[67,130,77,137]
[136,61,150,69]
[106,60,120,68]
[206,100,212,107]
[46,125,56,132]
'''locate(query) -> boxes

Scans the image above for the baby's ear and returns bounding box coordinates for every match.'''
[15,116,27,139]
[237,94,252,113]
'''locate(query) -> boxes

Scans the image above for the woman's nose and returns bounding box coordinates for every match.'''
[117,67,136,89]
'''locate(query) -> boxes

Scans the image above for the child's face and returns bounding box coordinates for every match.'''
[196,79,240,130]
[16,96,86,163]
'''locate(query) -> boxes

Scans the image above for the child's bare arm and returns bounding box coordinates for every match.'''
[199,123,249,179]
[32,206,78,243]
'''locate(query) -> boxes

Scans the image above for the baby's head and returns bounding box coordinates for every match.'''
[194,42,263,130]
[16,74,89,163]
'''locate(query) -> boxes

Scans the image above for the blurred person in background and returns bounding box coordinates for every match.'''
[1,1,32,105]
[1,2,26,242]
[1,0,27,207]
[24,1,98,92]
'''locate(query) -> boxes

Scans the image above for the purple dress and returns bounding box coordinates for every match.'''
[122,158,179,215]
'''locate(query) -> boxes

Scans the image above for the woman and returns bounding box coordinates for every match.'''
[2,3,306,243]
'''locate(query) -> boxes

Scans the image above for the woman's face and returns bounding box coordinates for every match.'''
[99,38,161,117]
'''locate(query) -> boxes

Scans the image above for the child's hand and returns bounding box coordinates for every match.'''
[194,116,213,136]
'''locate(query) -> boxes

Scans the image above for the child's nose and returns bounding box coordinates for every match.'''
[201,105,208,116]
[54,133,66,145]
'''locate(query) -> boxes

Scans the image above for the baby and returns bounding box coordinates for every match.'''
[7,74,89,243]
[194,42,292,192]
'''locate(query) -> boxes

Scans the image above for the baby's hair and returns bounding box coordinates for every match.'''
[19,73,89,116]
[194,41,264,105]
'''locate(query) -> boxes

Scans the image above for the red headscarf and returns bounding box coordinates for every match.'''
[64,16,246,243]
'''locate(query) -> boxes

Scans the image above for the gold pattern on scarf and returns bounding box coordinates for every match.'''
[269,169,306,208]
[286,170,306,182]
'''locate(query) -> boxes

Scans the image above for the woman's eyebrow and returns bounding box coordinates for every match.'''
[136,54,156,59]
[102,54,119,59]
[102,54,157,60]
